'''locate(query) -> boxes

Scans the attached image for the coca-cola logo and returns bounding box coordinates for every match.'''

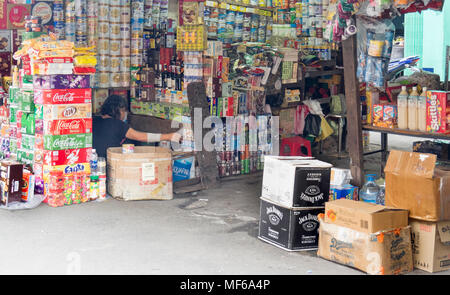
[52,137,80,149]
[63,107,77,118]
[56,120,82,132]
[53,92,76,103]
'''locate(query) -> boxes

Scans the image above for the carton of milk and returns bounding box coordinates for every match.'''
[261,156,333,208]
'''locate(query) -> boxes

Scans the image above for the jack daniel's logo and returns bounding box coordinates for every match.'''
[266,206,283,226]
[299,213,319,231]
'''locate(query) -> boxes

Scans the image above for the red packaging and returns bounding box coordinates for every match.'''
[43,118,92,135]
[34,88,92,104]
[41,57,73,64]
[7,3,30,30]
[43,148,92,166]
[426,91,450,134]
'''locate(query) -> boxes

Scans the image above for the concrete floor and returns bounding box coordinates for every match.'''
[0,134,448,275]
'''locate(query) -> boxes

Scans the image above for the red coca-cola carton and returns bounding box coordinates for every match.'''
[426,91,450,134]
[43,118,92,136]
[43,148,92,166]
[34,88,92,105]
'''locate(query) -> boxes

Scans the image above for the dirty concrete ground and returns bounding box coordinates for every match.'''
[0,133,448,275]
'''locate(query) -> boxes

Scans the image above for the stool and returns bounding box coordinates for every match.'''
[280,136,312,157]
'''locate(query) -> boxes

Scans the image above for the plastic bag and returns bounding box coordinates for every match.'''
[317,116,334,142]
[303,114,322,138]
[0,194,45,211]
[330,94,347,115]
[356,16,395,90]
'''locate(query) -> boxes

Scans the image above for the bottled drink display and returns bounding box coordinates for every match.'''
[90,149,98,176]
[418,87,427,132]
[407,86,419,131]
[359,174,380,204]
[397,86,408,130]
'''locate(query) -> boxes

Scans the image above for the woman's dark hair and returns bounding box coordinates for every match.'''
[100,95,127,119]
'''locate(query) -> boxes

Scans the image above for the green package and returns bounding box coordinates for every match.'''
[43,133,93,151]
[21,113,35,135]
[35,104,43,120]
[21,134,35,150]
[19,100,35,113]
[17,149,34,165]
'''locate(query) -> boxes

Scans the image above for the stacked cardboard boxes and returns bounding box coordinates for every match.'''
[317,199,413,275]
[385,150,450,273]
[258,156,333,251]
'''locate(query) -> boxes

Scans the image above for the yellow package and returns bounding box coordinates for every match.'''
[74,55,97,67]
[38,49,75,59]
[35,40,74,51]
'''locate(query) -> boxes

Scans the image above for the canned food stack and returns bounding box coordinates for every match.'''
[131,0,145,69]
[65,0,76,43]
[119,0,131,87]
[87,0,98,48]
[144,0,154,29]
[96,0,110,88]
[54,0,65,40]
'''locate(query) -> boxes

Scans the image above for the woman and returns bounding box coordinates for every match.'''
[93,95,181,158]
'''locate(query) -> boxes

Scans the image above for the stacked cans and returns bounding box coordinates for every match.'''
[54,0,65,39]
[87,0,98,48]
[131,0,145,68]
[75,0,88,47]
[65,0,76,42]
[216,115,272,178]
[97,0,110,88]
[144,0,154,29]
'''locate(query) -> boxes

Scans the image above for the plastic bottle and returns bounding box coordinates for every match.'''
[89,175,99,200]
[90,149,98,175]
[397,86,408,129]
[408,86,419,131]
[418,87,427,132]
[98,157,106,175]
[359,174,380,204]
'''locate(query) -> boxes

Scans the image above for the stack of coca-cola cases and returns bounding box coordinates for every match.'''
[4,40,96,207]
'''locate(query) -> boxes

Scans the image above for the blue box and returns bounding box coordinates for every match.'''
[329,184,359,201]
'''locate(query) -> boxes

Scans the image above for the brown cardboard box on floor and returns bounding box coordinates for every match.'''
[384,150,450,222]
[317,219,413,275]
[107,146,173,201]
[410,219,450,273]
[324,199,409,234]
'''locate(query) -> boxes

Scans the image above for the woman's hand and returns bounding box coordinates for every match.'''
[169,132,182,142]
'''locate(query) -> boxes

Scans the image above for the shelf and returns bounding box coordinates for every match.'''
[304,69,343,78]
[362,125,450,141]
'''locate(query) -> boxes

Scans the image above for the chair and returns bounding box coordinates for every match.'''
[280,136,312,157]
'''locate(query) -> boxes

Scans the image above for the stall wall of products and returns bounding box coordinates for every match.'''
[404,0,450,78]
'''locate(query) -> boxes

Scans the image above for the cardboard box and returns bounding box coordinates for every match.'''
[426,91,450,134]
[0,1,7,30]
[410,219,450,273]
[258,197,323,251]
[34,88,92,105]
[324,199,409,234]
[261,156,332,208]
[42,118,92,136]
[42,103,92,121]
[385,150,450,221]
[317,219,413,275]
[43,162,90,176]
[43,148,92,166]
[43,133,92,151]
[107,146,173,201]
[33,75,91,90]
[0,160,23,206]
[329,184,359,201]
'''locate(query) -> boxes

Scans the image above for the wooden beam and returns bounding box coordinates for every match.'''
[342,35,364,187]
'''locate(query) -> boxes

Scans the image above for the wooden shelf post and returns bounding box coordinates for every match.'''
[342,34,364,187]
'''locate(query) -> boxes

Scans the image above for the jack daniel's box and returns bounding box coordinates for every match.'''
[262,156,332,208]
[258,197,323,251]
[0,161,23,206]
